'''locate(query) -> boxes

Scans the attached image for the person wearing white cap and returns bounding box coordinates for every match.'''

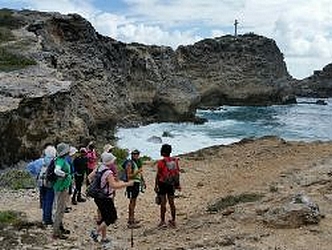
[88,152,134,245]
[26,145,56,225]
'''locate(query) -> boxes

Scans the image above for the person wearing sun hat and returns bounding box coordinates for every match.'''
[88,152,134,245]
[103,144,114,154]
[26,144,57,225]
[53,142,72,240]
[65,146,78,206]
[124,149,145,228]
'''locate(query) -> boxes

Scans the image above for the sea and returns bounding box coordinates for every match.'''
[116,98,332,159]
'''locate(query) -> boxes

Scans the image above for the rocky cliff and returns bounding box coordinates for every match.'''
[293,63,332,97]
[0,9,296,167]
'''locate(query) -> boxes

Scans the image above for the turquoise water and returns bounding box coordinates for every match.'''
[116,98,332,159]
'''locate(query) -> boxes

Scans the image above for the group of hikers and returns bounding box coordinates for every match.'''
[26,141,181,245]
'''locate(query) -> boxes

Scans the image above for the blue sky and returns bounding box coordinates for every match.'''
[1,0,332,79]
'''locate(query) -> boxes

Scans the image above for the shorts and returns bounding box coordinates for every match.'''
[126,182,140,199]
[94,197,117,226]
[158,182,175,196]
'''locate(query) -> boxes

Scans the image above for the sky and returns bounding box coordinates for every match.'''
[1,0,332,79]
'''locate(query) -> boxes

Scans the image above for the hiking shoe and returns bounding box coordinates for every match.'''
[127,219,141,225]
[90,230,99,242]
[157,221,167,229]
[43,220,53,226]
[168,220,176,228]
[77,197,86,202]
[101,238,111,244]
[127,222,141,229]
[64,207,72,213]
[60,227,70,234]
[53,234,68,240]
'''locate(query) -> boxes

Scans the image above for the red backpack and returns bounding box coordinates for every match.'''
[158,157,180,187]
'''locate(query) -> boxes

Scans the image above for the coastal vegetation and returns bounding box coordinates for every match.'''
[207,193,264,213]
[0,9,37,71]
[0,169,35,189]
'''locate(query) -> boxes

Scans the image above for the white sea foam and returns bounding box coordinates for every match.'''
[116,98,332,159]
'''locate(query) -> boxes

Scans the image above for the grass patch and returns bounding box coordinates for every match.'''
[0,169,36,189]
[0,9,26,30]
[0,27,15,43]
[0,210,25,228]
[0,47,37,72]
[207,193,264,213]
[113,147,151,166]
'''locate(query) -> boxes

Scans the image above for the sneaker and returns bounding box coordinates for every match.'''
[127,219,141,225]
[53,234,68,240]
[64,207,72,213]
[101,238,111,244]
[127,222,141,229]
[77,196,86,202]
[43,220,53,226]
[90,230,99,242]
[71,199,78,205]
[168,220,176,228]
[60,227,71,234]
[157,221,167,229]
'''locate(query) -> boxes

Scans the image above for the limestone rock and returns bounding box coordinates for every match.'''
[263,193,321,228]
[0,9,297,167]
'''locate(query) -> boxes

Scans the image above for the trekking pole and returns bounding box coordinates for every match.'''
[131,227,134,248]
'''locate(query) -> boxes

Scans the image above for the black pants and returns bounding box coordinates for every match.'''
[74,174,84,195]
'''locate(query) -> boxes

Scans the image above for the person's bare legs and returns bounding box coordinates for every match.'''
[97,222,107,240]
[168,194,176,227]
[158,195,167,227]
[128,198,137,223]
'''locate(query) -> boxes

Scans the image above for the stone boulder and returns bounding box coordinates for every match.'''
[263,193,321,228]
[0,9,297,167]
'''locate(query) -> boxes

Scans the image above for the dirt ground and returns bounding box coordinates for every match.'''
[2,136,332,250]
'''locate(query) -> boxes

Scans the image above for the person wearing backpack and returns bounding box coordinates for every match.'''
[88,152,134,245]
[86,141,98,185]
[124,149,145,228]
[52,142,72,240]
[26,145,57,225]
[154,144,181,228]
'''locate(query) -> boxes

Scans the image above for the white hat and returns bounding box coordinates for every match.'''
[69,146,78,156]
[101,152,116,165]
[56,143,70,157]
[103,144,114,152]
[44,145,56,158]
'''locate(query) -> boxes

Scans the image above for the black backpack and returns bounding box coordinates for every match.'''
[45,158,57,184]
[86,169,110,199]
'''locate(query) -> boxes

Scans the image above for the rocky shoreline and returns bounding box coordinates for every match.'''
[1,136,332,249]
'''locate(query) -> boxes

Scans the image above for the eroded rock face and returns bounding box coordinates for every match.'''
[0,9,296,167]
[293,63,332,97]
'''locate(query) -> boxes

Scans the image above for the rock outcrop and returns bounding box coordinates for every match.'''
[0,9,296,167]
[293,63,332,97]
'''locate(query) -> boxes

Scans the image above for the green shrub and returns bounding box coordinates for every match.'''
[207,193,264,213]
[0,169,36,190]
[112,147,129,165]
[0,27,14,43]
[0,9,26,29]
[0,47,37,71]
[112,147,151,166]
[0,210,23,226]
